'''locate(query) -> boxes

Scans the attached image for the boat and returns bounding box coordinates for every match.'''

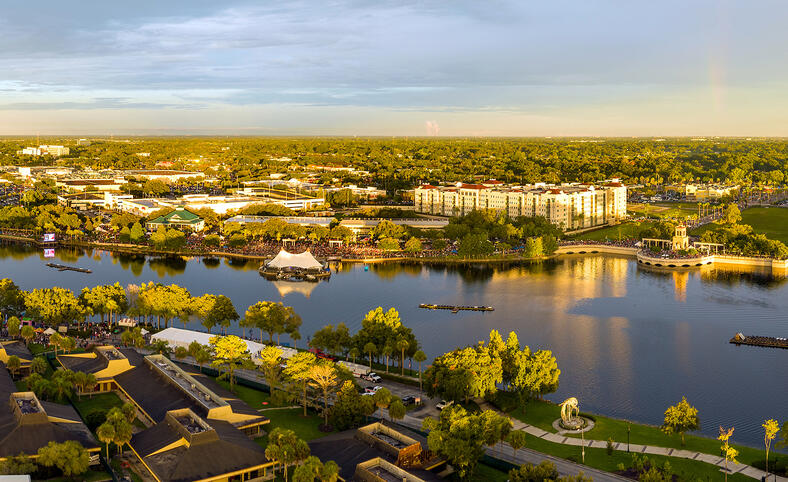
[418,303,494,313]
[45,263,92,274]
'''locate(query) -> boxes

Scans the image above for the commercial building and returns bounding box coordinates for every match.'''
[146,206,205,232]
[0,364,100,462]
[684,184,739,200]
[18,145,71,157]
[56,178,127,192]
[125,170,205,182]
[414,180,627,230]
[56,346,273,481]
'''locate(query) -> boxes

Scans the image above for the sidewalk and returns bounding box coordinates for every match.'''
[475,399,787,482]
[388,411,630,482]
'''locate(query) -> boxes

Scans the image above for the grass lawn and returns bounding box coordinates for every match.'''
[740,207,788,244]
[71,392,126,416]
[463,462,509,481]
[570,221,655,241]
[628,202,700,220]
[214,379,328,442]
[522,433,753,482]
[691,206,788,245]
[503,397,784,471]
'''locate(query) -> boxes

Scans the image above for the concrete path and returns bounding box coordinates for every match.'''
[474,399,787,481]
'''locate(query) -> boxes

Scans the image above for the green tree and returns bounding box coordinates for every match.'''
[129,222,145,243]
[763,419,780,476]
[209,335,252,391]
[36,440,90,478]
[265,428,310,482]
[0,278,25,317]
[422,406,512,480]
[458,233,494,258]
[524,237,543,257]
[396,338,410,376]
[0,454,37,475]
[308,363,337,426]
[425,344,502,404]
[20,325,34,347]
[96,422,115,459]
[718,426,738,482]
[330,380,374,430]
[258,345,285,401]
[283,352,317,416]
[377,237,400,251]
[506,430,527,457]
[245,301,287,343]
[661,397,699,446]
[6,355,21,379]
[6,316,20,338]
[363,342,377,369]
[388,398,406,422]
[30,356,48,376]
[24,287,84,326]
[404,236,422,253]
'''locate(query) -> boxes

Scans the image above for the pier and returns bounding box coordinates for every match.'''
[730,333,788,349]
[45,263,92,274]
[419,303,494,313]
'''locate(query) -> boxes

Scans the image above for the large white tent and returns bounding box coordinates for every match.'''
[149,327,297,362]
[266,249,323,270]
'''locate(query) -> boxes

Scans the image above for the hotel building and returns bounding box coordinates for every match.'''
[414,180,627,230]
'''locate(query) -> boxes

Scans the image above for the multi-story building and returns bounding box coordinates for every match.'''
[414,180,627,230]
[19,145,71,157]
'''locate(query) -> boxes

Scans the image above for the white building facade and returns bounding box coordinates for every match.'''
[414,181,627,230]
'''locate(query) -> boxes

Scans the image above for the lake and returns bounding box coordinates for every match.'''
[1,242,786,447]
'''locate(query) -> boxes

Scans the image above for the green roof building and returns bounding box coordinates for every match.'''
[147,206,205,232]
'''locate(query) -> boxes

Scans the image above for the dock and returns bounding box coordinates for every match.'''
[45,263,92,274]
[730,333,788,349]
[419,303,494,313]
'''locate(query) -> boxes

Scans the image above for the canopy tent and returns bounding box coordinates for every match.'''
[43,327,57,335]
[118,318,138,327]
[150,327,267,361]
[266,249,323,270]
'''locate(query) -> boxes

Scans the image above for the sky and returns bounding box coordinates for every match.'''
[1,0,787,136]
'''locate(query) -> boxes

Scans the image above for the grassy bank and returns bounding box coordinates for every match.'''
[496,395,785,474]
[628,202,700,220]
[569,221,655,241]
[691,206,788,245]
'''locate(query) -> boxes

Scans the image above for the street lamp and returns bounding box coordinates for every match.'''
[627,421,631,453]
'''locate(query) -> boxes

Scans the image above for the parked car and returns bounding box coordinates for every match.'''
[402,395,420,406]
[436,399,453,411]
[361,372,382,382]
[365,386,383,394]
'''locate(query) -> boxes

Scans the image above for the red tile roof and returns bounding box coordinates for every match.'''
[460,183,487,190]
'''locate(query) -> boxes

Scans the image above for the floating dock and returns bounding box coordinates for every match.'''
[419,303,494,313]
[729,333,788,349]
[45,263,92,274]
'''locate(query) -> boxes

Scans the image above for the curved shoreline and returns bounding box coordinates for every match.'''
[2,234,787,274]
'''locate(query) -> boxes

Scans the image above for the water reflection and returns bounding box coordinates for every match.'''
[149,256,187,277]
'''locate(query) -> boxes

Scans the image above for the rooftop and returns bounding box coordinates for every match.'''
[145,355,228,412]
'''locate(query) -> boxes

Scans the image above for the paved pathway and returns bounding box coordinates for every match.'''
[474,399,787,481]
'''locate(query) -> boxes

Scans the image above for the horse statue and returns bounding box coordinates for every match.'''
[559,397,580,424]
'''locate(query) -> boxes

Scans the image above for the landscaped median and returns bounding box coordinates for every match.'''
[489,394,787,481]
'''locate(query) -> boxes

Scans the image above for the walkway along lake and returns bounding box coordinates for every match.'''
[0,242,786,448]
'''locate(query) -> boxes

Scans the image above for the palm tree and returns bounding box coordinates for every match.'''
[50,332,62,355]
[396,338,410,376]
[363,342,376,369]
[348,347,360,364]
[413,350,426,392]
[30,357,48,376]
[194,347,211,374]
[96,423,115,460]
[84,373,98,398]
[382,343,393,373]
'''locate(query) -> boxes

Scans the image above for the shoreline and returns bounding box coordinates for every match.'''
[2,234,787,274]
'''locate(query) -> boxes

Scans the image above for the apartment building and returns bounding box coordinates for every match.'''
[414,180,627,230]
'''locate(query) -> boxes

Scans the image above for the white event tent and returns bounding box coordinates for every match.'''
[150,327,298,362]
[266,249,323,270]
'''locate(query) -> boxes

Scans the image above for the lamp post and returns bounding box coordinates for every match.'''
[627,421,631,453]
